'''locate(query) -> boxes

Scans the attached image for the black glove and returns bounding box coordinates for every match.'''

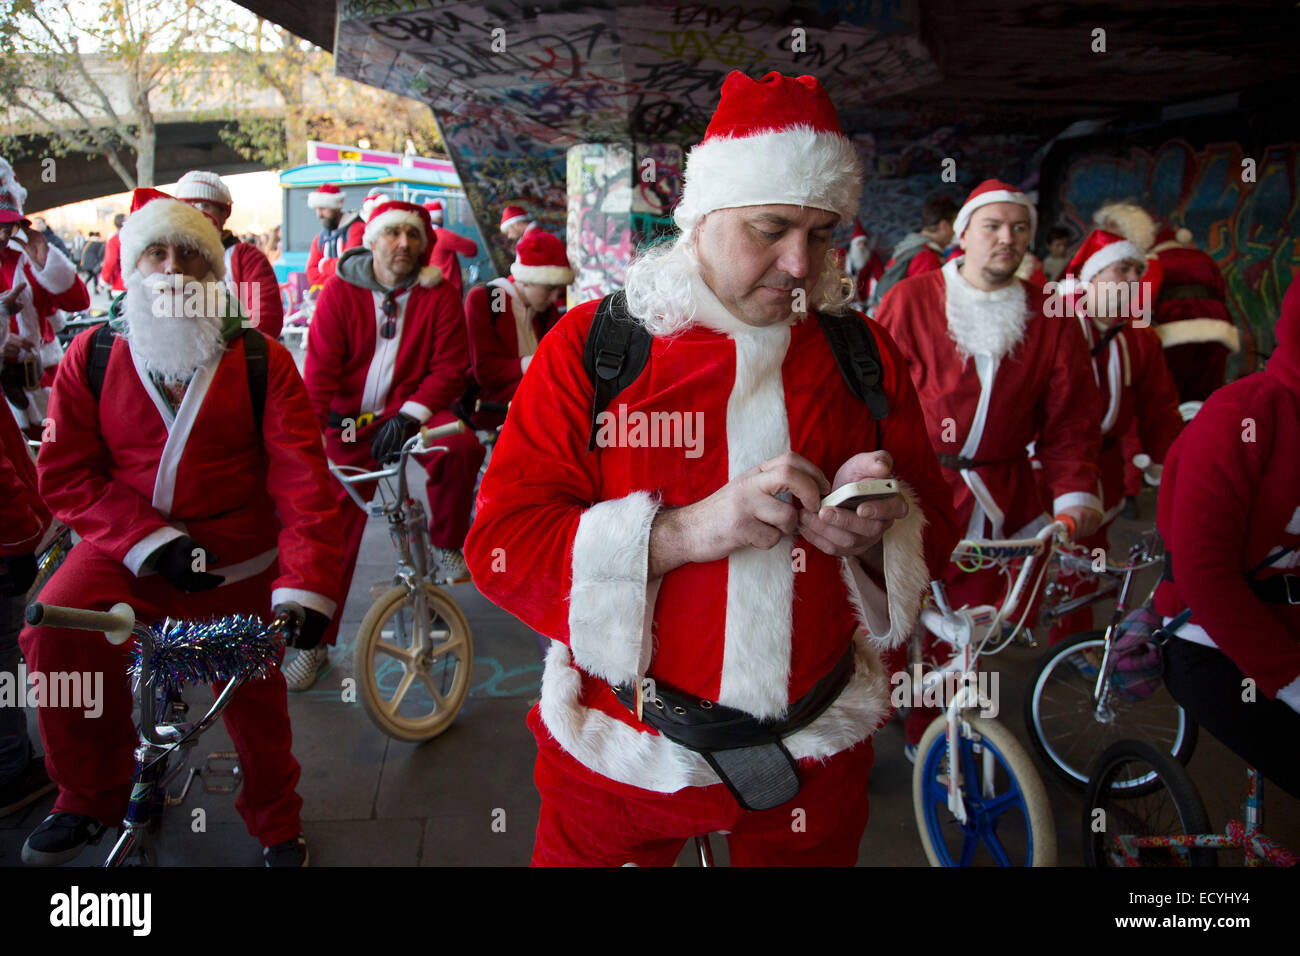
[149,536,225,593]
[370,412,417,462]
[0,554,37,597]
[273,603,331,650]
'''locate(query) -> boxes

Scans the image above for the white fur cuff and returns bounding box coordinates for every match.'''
[839,480,930,651]
[567,491,660,687]
[32,246,78,295]
[1155,318,1240,352]
[1052,491,1103,516]
[270,587,337,620]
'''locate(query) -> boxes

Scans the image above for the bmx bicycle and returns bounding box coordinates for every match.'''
[23,599,292,866]
[910,518,1079,867]
[328,420,474,743]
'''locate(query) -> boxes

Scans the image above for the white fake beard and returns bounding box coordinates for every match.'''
[847,241,870,274]
[942,260,1029,363]
[124,270,227,382]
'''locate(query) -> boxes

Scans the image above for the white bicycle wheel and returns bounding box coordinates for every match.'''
[354,582,473,743]
[913,714,1057,867]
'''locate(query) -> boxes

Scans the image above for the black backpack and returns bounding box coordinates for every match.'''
[581,290,889,452]
[85,322,268,432]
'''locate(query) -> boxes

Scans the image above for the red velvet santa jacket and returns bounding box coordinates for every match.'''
[304,248,466,430]
[1150,239,1237,351]
[431,227,477,299]
[465,277,559,408]
[465,277,960,793]
[1075,313,1183,518]
[1154,280,1300,701]
[3,244,89,374]
[877,259,1103,539]
[224,238,284,339]
[0,390,50,556]
[38,324,343,616]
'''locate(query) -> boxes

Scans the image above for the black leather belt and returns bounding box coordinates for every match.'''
[937,453,1024,471]
[610,642,856,811]
[327,409,378,430]
[1157,283,1219,304]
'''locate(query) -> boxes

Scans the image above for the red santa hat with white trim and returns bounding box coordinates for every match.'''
[850,220,868,244]
[423,199,444,225]
[953,179,1038,239]
[307,183,346,210]
[500,204,531,233]
[674,71,863,233]
[1064,228,1147,285]
[0,156,30,227]
[363,199,443,287]
[119,187,226,279]
[174,170,233,212]
[510,230,573,286]
[361,187,391,222]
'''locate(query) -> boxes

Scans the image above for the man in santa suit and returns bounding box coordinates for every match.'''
[499,204,540,253]
[0,158,89,438]
[875,179,1104,753]
[1153,277,1300,798]
[99,213,127,294]
[844,220,883,311]
[18,188,342,866]
[302,199,478,691]
[463,229,569,429]
[465,71,960,866]
[174,170,284,339]
[304,184,362,288]
[1147,224,1239,401]
[1045,227,1184,643]
[424,199,478,302]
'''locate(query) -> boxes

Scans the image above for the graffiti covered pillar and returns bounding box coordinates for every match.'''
[567,142,681,305]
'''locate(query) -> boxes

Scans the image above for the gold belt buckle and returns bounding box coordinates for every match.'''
[355,411,376,428]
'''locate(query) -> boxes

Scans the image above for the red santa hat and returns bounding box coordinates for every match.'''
[363,199,444,286]
[174,170,233,212]
[361,187,391,222]
[500,204,531,233]
[953,179,1037,239]
[119,187,226,279]
[1092,202,1156,255]
[308,183,346,211]
[510,230,573,286]
[675,71,862,232]
[423,199,444,225]
[1151,223,1196,254]
[0,156,30,226]
[1064,228,1146,285]
[850,220,867,244]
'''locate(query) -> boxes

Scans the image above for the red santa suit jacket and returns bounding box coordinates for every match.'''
[877,259,1103,541]
[431,227,477,300]
[0,389,50,556]
[1153,279,1300,702]
[304,250,466,432]
[1150,237,1237,400]
[465,277,559,415]
[304,217,364,288]
[224,238,284,339]
[465,276,960,794]
[1073,310,1183,520]
[38,324,343,617]
[99,231,125,292]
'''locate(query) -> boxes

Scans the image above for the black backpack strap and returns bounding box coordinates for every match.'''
[86,322,116,401]
[815,310,890,420]
[582,290,652,452]
[241,328,268,434]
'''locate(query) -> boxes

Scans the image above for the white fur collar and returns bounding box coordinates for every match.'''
[942,258,1029,362]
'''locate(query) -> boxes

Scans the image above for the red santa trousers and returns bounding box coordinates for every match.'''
[18,543,303,847]
[320,408,484,647]
[527,706,875,866]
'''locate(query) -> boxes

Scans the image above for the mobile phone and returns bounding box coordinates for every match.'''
[821,478,899,511]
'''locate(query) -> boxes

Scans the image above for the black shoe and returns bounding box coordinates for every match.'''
[0,758,56,818]
[21,812,107,866]
[264,834,309,867]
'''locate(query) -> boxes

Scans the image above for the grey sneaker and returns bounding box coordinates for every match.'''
[283,644,329,692]
[22,812,107,866]
[433,547,471,584]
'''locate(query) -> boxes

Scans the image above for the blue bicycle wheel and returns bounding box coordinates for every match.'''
[913,714,1057,866]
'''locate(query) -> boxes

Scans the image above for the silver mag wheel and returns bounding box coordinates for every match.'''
[1082,739,1216,867]
[913,714,1057,867]
[354,582,474,743]
[1024,629,1196,792]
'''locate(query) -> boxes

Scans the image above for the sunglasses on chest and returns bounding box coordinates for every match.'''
[380,292,400,339]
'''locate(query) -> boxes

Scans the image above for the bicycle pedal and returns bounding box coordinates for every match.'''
[201,751,242,794]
